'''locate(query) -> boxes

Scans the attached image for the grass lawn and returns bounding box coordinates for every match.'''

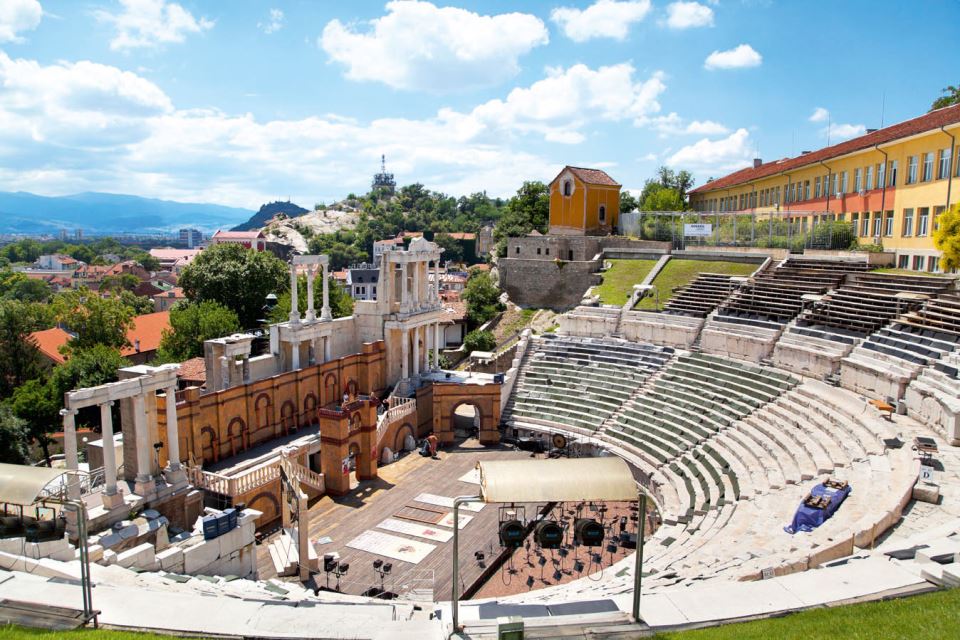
[654,588,960,640]
[635,259,758,311]
[594,259,657,306]
[0,627,176,640]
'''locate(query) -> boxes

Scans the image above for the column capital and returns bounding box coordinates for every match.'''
[60,407,78,417]
[99,400,115,408]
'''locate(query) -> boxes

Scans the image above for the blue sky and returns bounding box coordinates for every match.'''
[1,0,958,209]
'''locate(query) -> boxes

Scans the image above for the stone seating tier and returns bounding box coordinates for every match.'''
[663,273,743,318]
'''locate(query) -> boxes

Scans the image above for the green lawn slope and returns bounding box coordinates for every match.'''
[635,259,758,311]
[594,259,657,306]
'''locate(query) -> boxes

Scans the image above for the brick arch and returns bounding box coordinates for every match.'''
[323,373,338,405]
[200,425,218,464]
[227,416,247,457]
[254,392,272,433]
[394,423,415,452]
[246,491,281,527]
[346,378,358,398]
[281,400,296,435]
[303,392,317,418]
[450,400,482,432]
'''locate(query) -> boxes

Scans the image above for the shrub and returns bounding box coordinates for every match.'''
[463,329,496,354]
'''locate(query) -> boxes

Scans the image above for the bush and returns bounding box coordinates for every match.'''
[463,330,496,355]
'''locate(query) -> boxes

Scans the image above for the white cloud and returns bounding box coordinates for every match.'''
[809,106,829,122]
[0,53,676,207]
[639,112,728,137]
[640,152,658,161]
[0,0,43,43]
[320,1,548,91]
[704,44,762,70]
[259,8,284,34]
[665,2,714,29]
[95,0,214,51]
[667,128,754,172]
[823,122,865,141]
[551,0,652,42]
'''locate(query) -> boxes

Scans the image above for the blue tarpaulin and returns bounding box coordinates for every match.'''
[784,482,851,534]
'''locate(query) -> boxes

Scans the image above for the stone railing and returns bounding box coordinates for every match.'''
[377,396,417,446]
[187,463,279,497]
[281,458,325,494]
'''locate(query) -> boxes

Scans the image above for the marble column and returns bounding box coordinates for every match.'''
[320,264,332,321]
[401,263,408,307]
[100,402,119,500]
[289,264,300,324]
[305,265,316,321]
[220,355,231,390]
[133,394,152,486]
[413,262,421,309]
[434,322,442,370]
[412,325,421,376]
[165,385,181,471]
[60,408,80,500]
[323,335,331,362]
[291,339,300,370]
[433,263,440,301]
[400,328,409,379]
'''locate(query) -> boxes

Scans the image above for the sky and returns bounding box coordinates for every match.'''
[1,0,958,209]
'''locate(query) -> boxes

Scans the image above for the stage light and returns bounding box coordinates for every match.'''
[338,562,350,575]
[574,518,605,547]
[499,519,525,548]
[323,554,337,573]
[373,559,383,570]
[535,520,563,549]
[383,563,392,574]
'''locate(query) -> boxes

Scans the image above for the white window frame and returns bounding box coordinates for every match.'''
[866,165,874,190]
[902,208,914,237]
[917,207,929,236]
[922,152,934,182]
[854,168,862,192]
[939,148,952,179]
[907,156,917,184]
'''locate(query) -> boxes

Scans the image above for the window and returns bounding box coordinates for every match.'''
[861,213,870,236]
[599,205,606,223]
[902,208,914,236]
[851,213,859,235]
[814,177,821,198]
[939,148,952,179]
[917,207,929,236]
[804,181,810,200]
[912,255,924,270]
[934,206,945,232]
[545,248,550,256]
[854,168,862,192]
[889,159,897,186]
[898,255,909,269]
[927,256,939,273]
[884,211,894,237]
[562,179,572,196]
[372,286,377,296]
[877,162,886,187]
[873,211,882,237]
[922,152,934,181]
[840,171,848,194]
[515,246,520,254]
[866,165,874,190]
[537,247,541,255]
[906,156,917,184]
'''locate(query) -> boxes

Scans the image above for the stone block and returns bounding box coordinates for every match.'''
[182,538,221,574]
[156,546,184,572]
[913,482,940,504]
[87,544,104,563]
[101,549,117,565]
[116,542,155,570]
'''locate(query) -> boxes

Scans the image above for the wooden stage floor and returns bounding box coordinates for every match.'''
[258,438,539,601]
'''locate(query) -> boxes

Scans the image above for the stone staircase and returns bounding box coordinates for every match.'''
[267,528,319,577]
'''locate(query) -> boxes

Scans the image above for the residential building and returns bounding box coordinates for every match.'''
[30,310,171,366]
[548,166,622,236]
[179,228,204,248]
[345,263,379,300]
[153,287,187,312]
[373,237,403,265]
[37,254,80,271]
[210,230,267,251]
[148,248,202,273]
[440,301,467,347]
[688,103,960,272]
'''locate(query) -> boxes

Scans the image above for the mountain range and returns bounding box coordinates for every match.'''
[0,191,253,235]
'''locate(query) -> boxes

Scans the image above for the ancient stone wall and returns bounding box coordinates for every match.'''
[499,258,601,310]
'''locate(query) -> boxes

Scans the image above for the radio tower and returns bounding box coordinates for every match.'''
[371,154,396,195]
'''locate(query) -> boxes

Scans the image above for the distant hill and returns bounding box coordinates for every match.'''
[0,191,252,235]
[231,201,310,231]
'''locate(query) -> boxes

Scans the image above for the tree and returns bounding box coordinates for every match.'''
[100,273,140,293]
[934,203,960,271]
[53,288,135,352]
[462,271,503,327]
[156,301,240,362]
[931,84,960,111]
[433,233,464,263]
[641,186,685,211]
[0,300,46,398]
[267,275,353,324]
[493,181,550,255]
[0,269,52,302]
[178,243,289,327]
[463,329,496,355]
[117,290,156,315]
[50,345,129,401]
[620,191,638,214]
[9,379,58,465]
[0,403,29,465]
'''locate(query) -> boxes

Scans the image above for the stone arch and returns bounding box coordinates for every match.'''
[246,491,281,527]
[280,400,296,435]
[227,416,246,457]
[254,392,272,434]
[346,378,358,398]
[324,373,338,405]
[200,425,218,464]
[394,423,415,452]
[450,400,482,434]
[303,392,317,421]
[350,412,362,434]
[348,442,361,458]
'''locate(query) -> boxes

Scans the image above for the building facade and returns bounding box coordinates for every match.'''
[548,166,621,236]
[688,103,960,271]
[211,230,267,251]
[179,228,204,248]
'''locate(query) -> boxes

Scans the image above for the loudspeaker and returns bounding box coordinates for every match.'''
[499,520,525,548]
[574,518,605,547]
[535,520,564,549]
[323,554,338,572]
[552,433,567,449]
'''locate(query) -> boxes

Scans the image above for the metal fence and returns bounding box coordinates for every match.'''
[619,210,856,252]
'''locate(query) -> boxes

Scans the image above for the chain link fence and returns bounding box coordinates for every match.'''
[620,210,855,252]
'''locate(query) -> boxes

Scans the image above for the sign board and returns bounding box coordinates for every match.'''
[684,223,713,237]
[921,465,934,482]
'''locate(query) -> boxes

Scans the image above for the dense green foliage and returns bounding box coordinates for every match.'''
[493,181,550,256]
[0,269,52,302]
[156,301,241,362]
[267,275,354,324]
[462,271,503,327]
[931,83,960,110]
[463,329,496,355]
[0,404,29,464]
[933,203,960,271]
[0,301,47,397]
[0,236,159,270]
[53,288,135,353]
[636,167,695,211]
[178,243,289,327]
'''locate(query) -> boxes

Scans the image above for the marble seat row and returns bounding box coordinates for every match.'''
[662,273,743,318]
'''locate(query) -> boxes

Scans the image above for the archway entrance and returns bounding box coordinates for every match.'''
[452,403,480,439]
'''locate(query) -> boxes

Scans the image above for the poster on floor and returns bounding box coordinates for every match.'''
[415,492,485,512]
[378,518,454,542]
[438,512,474,529]
[346,530,435,564]
[458,468,481,485]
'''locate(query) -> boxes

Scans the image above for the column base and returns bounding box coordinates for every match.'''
[101,491,125,509]
[163,466,188,488]
[320,308,333,322]
[133,477,156,498]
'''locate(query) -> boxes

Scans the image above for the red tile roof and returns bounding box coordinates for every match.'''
[551,166,621,187]
[29,311,171,363]
[213,230,264,240]
[442,301,467,323]
[30,327,72,364]
[177,357,207,384]
[691,103,960,194]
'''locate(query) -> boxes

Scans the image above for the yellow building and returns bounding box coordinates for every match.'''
[688,103,960,271]
[549,166,621,236]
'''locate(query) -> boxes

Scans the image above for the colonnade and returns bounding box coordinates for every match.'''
[398,321,445,380]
